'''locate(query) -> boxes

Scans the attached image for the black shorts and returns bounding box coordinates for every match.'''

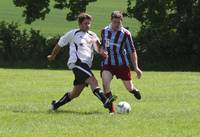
[72,61,93,86]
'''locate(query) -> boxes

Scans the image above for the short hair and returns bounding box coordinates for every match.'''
[111,11,123,20]
[78,13,92,24]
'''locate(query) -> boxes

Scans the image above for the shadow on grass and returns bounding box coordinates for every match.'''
[11,109,103,115]
[48,109,103,115]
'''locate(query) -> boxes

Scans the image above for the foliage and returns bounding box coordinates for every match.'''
[54,0,97,20]
[13,0,50,24]
[0,21,67,68]
[126,0,200,70]
[13,0,97,24]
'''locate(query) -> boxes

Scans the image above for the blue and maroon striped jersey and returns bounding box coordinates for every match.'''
[101,25,135,66]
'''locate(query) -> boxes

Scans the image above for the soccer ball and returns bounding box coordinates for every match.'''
[116,101,131,114]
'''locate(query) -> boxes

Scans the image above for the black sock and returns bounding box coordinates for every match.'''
[54,92,71,109]
[93,88,106,104]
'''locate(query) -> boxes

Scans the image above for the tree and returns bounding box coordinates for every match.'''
[13,0,97,24]
[126,0,200,70]
[54,0,97,20]
[13,0,50,24]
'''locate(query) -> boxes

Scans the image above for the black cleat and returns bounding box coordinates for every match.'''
[104,95,117,108]
[51,100,58,111]
[132,90,141,100]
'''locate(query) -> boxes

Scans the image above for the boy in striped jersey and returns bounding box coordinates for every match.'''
[101,11,143,113]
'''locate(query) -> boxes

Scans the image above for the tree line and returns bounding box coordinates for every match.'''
[0,0,199,70]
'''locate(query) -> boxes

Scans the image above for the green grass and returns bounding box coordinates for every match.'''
[0,2,199,136]
[0,69,200,137]
[0,0,140,37]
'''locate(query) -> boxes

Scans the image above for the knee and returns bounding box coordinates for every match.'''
[88,76,98,85]
[92,77,98,84]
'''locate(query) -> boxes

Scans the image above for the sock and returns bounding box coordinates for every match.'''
[93,88,106,104]
[130,89,139,94]
[54,92,71,109]
[105,91,115,113]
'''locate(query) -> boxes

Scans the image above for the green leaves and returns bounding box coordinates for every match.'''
[13,0,50,24]
[13,0,97,24]
[125,0,200,70]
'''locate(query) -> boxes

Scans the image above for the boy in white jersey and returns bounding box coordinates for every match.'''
[47,13,116,113]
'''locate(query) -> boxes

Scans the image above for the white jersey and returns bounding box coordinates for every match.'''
[58,29,100,69]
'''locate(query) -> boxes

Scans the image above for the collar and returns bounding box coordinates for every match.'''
[108,23,123,31]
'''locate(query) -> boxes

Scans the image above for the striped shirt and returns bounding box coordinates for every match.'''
[101,24,135,66]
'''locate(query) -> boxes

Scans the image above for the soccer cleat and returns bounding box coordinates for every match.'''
[108,102,115,113]
[104,95,117,108]
[132,90,141,100]
[51,100,58,111]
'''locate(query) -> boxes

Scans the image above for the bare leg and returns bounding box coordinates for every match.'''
[101,70,116,113]
[85,76,107,104]
[69,84,86,99]
[85,76,99,91]
[52,84,86,110]
[122,80,136,92]
[101,70,113,94]
[85,75,117,109]
[122,80,141,100]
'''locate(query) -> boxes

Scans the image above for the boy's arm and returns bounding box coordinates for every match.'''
[47,44,61,61]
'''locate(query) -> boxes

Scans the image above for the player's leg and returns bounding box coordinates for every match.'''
[85,75,117,109]
[122,80,141,100]
[101,70,116,113]
[51,84,86,111]
[70,84,86,99]
[73,62,117,110]
[72,63,108,106]
[86,76,106,103]
[102,70,113,94]
[115,65,141,100]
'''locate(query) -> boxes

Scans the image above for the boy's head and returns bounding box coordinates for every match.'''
[78,13,92,32]
[110,11,123,31]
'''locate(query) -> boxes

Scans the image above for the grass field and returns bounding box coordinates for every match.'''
[1,1,200,137]
[0,0,140,37]
[0,69,200,137]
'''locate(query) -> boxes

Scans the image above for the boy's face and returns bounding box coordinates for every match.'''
[111,18,122,31]
[79,19,91,32]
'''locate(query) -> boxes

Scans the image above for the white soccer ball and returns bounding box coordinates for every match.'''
[116,101,131,114]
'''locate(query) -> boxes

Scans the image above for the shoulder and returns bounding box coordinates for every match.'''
[73,29,81,36]
[63,29,80,36]
[121,27,131,36]
[87,30,98,37]
[103,26,109,31]
[100,26,109,35]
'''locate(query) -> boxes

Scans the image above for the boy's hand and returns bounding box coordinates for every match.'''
[47,55,55,62]
[100,49,108,59]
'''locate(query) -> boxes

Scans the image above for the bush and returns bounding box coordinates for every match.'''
[135,19,200,71]
[0,21,67,68]
[127,0,200,71]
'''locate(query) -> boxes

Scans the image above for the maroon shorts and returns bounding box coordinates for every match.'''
[102,65,131,80]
